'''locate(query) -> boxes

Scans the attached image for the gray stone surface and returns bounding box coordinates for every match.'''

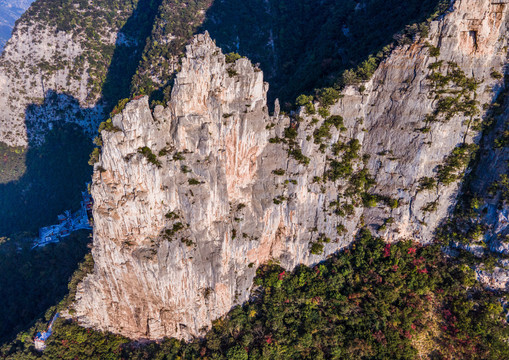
[73,0,509,340]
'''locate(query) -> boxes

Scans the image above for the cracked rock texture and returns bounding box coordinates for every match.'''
[75,0,509,340]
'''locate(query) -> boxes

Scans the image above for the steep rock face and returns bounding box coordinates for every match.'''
[458,63,509,291]
[75,0,509,340]
[75,33,274,339]
[334,0,508,242]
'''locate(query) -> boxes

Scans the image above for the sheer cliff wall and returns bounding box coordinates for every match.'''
[74,0,509,339]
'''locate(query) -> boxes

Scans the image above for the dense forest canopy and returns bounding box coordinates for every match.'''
[2,231,508,359]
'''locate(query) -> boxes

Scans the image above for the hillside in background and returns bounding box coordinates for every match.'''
[131,0,450,105]
[0,0,33,52]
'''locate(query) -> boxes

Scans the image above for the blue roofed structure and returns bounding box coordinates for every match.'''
[34,313,59,351]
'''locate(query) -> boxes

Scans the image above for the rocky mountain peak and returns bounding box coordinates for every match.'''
[73,31,274,339]
[69,0,509,341]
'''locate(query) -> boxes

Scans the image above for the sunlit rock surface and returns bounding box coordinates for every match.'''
[74,0,509,339]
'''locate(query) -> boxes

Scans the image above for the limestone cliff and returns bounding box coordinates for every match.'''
[73,0,509,340]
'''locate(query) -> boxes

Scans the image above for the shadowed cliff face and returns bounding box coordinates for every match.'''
[0,0,163,236]
[73,0,508,340]
[0,0,162,148]
[130,0,451,105]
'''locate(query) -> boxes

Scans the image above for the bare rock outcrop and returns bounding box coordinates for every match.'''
[74,0,509,340]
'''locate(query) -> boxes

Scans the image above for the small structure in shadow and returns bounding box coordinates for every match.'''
[32,186,93,249]
[34,313,59,351]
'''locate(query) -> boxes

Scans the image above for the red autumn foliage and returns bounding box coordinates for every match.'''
[383,244,391,257]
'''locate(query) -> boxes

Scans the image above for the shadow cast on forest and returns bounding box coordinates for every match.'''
[200,0,448,104]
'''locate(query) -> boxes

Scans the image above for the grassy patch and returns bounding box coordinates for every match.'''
[0,143,26,184]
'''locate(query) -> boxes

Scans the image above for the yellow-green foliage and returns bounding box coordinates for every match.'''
[225,52,242,64]
[0,143,26,184]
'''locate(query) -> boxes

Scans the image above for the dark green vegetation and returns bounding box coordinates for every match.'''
[3,230,508,359]
[436,143,478,186]
[0,230,91,344]
[138,146,162,168]
[327,139,362,182]
[437,75,509,252]
[20,0,162,104]
[202,0,450,103]
[0,125,93,237]
[131,0,450,104]
[423,60,480,130]
[99,0,164,109]
[130,0,213,102]
[410,59,482,214]
[313,115,346,145]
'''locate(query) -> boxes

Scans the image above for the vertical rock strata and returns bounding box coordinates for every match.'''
[75,0,509,339]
